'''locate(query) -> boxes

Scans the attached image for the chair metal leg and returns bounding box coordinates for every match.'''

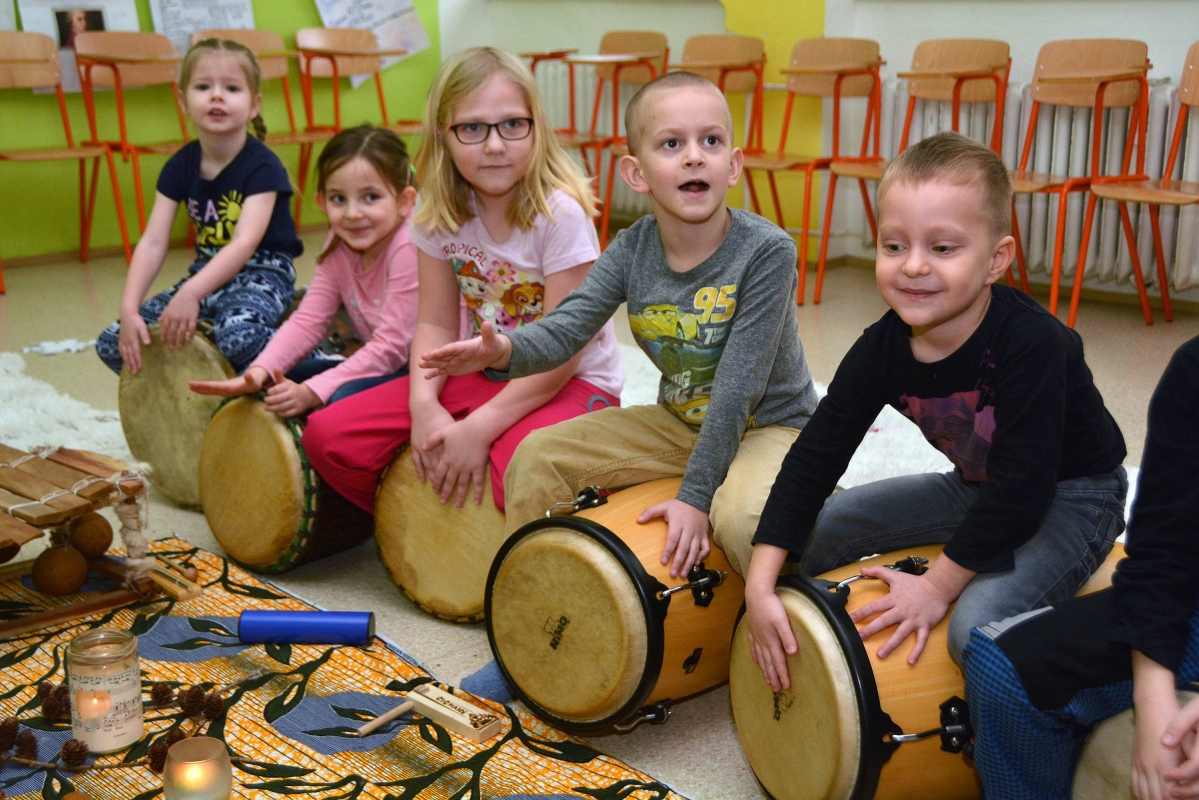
[857,179,878,243]
[0,248,5,293]
[1066,193,1101,328]
[815,176,839,304]
[797,164,817,306]
[600,151,618,249]
[1010,197,1031,293]
[744,170,762,216]
[1111,201,1154,326]
[767,172,785,230]
[130,151,147,233]
[1148,205,1173,322]
[1047,187,1073,316]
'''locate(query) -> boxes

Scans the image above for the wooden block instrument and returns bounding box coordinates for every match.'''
[407,684,503,742]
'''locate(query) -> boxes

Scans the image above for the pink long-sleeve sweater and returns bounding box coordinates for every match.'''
[250,222,419,403]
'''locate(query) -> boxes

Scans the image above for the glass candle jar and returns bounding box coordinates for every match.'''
[163,736,234,800]
[66,628,144,753]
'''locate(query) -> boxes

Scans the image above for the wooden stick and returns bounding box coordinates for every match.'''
[0,510,44,552]
[148,569,202,600]
[0,487,63,526]
[0,444,112,503]
[46,449,129,480]
[0,587,154,639]
[0,467,91,517]
[356,699,415,737]
[157,555,199,582]
[87,555,155,594]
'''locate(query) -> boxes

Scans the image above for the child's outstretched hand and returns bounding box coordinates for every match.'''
[639,498,711,579]
[745,587,798,692]
[419,321,512,378]
[118,311,151,375]
[159,286,201,349]
[190,365,269,398]
[263,369,322,418]
[849,568,951,666]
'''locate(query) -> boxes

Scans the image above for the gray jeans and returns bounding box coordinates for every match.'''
[802,467,1128,662]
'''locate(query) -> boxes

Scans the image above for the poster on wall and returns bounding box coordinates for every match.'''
[312,0,430,88]
[15,0,139,91]
[149,0,254,54]
[1,2,17,31]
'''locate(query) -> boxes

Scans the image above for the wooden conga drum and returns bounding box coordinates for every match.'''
[199,397,372,573]
[1073,689,1199,799]
[487,478,746,732]
[375,450,507,623]
[729,542,1127,800]
[119,324,231,507]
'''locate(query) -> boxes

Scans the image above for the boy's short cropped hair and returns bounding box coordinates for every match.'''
[623,71,733,157]
[878,131,1012,237]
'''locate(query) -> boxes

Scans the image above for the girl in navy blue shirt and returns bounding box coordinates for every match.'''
[97,38,301,375]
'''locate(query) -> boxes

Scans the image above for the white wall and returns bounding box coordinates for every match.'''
[439,0,727,61]
[821,0,1199,262]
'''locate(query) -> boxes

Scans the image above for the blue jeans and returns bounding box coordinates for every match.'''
[962,597,1199,800]
[285,356,407,405]
[802,467,1128,661]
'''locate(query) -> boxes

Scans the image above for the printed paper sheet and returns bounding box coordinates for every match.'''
[148,0,255,54]
[312,0,430,88]
[15,0,140,91]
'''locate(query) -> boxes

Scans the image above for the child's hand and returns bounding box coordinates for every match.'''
[410,404,456,483]
[744,586,798,692]
[419,321,512,378]
[424,416,491,507]
[190,365,269,397]
[159,287,201,349]
[639,498,711,578]
[263,369,322,418]
[1164,695,1199,796]
[1133,689,1184,800]
[118,312,151,374]
[849,568,951,665]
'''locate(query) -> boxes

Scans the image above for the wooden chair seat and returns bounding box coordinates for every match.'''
[1090,178,1199,206]
[556,131,608,149]
[138,141,186,156]
[388,121,423,137]
[741,152,817,171]
[1009,169,1069,193]
[1,144,110,162]
[264,130,334,148]
[830,159,885,180]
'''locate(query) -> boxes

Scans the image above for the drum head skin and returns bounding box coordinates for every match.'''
[375,450,507,623]
[200,398,306,569]
[119,325,232,507]
[489,525,650,725]
[730,582,863,800]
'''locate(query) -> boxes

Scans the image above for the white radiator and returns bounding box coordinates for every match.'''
[870,78,1199,292]
[533,60,653,220]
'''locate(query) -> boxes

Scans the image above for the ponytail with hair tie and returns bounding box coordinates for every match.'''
[251,114,267,141]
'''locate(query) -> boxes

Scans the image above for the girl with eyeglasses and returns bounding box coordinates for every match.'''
[301,47,622,517]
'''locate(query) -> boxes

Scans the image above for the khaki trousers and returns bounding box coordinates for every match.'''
[502,403,800,577]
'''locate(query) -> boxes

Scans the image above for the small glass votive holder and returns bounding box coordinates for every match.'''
[162,736,234,800]
[66,628,144,753]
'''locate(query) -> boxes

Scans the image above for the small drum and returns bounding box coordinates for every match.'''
[487,477,746,732]
[199,396,373,573]
[729,542,1127,800]
[1073,689,1199,799]
[119,324,231,507]
[374,450,507,623]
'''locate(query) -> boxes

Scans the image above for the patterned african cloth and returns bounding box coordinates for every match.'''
[0,539,687,799]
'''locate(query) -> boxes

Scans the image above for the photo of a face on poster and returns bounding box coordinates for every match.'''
[55,8,105,49]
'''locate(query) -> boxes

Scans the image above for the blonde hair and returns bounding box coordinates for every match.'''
[180,39,266,140]
[878,131,1011,236]
[624,71,732,157]
[413,47,595,234]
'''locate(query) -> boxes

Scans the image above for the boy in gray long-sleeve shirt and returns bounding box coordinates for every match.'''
[420,71,818,578]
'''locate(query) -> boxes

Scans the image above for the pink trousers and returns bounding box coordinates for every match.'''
[301,372,619,513]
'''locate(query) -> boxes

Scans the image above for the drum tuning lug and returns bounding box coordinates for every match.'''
[613,701,672,733]
[546,486,607,517]
[656,563,726,607]
[884,696,974,753]
[835,555,931,590]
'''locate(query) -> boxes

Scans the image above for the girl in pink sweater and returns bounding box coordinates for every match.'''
[190,126,420,417]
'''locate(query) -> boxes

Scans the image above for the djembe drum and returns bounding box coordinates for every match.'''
[728,542,1127,800]
[119,324,231,507]
[374,450,507,623]
[486,477,745,732]
[199,397,372,573]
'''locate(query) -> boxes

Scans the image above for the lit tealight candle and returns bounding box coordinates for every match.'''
[162,737,233,800]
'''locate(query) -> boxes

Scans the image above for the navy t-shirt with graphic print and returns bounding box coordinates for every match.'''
[157,136,303,260]
[753,284,1126,574]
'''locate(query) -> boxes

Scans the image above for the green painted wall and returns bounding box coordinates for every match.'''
[1,0,439,259]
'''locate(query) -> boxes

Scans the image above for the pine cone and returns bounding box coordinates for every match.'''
[41,694,66,721]
[0,718,17,752]
[202,692,224,720]
[52,684,69,703]
[164,727,188,747]
[36,682,54,702]
[179,686,206,717]
[15,729,36,761]
[151,682,175,707]
[60,738,89,767]
[147,740,169,773]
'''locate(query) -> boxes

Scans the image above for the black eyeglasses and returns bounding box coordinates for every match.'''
[448,117,534,144]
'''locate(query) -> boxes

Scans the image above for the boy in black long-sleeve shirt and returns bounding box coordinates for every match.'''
[961,336,1199,799]
[743,132,1128,693]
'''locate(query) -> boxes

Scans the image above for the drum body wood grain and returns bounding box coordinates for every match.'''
[487,478,746,732]
[200,397,372,573]
[118,325,231,507]
[729,542,1127,800]
[375,450,507,623]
